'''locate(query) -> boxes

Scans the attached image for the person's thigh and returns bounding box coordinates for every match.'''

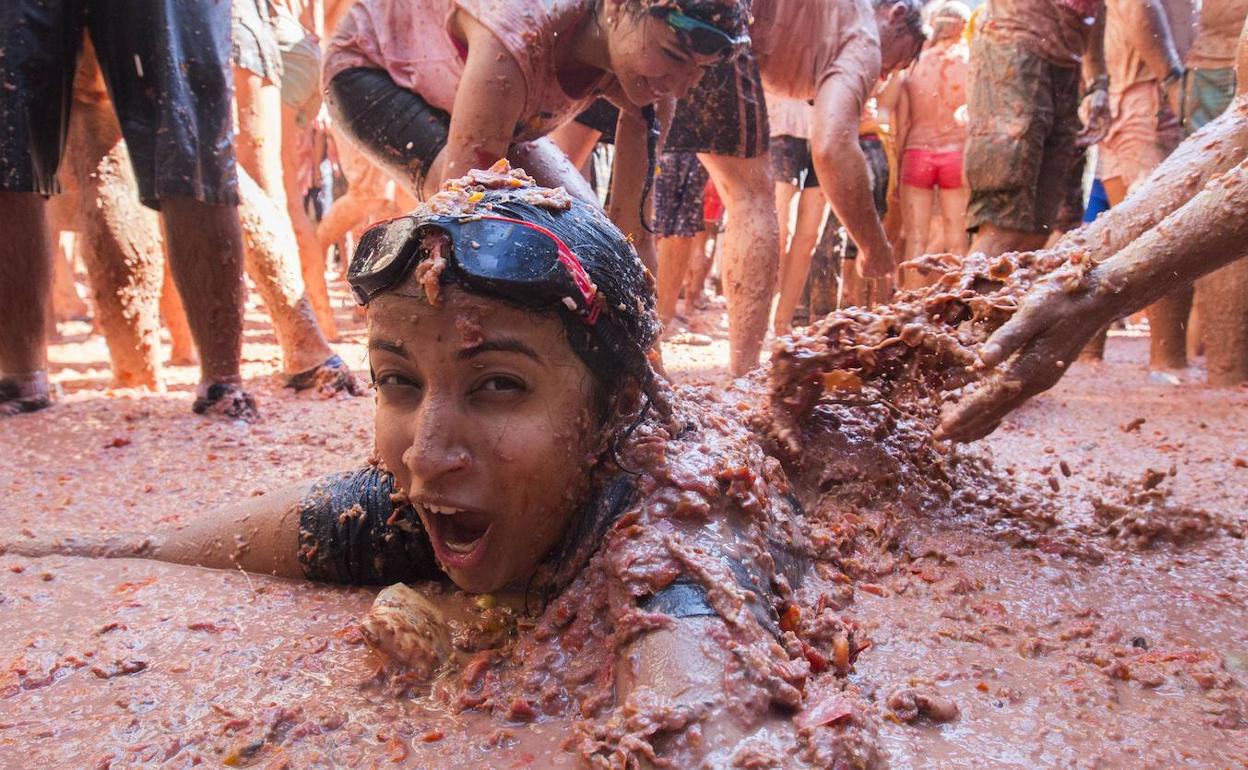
[234,69,286,200]
[792,187,826,245]
[964,36,1054,235]
[0,0,85,196]
[936,186,970,254]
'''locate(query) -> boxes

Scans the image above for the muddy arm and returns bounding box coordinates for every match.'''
[2,479,312,577]
[1127,0,1185,82]
[611,617,756,764]
[939,156,1248,442]
[421,12,528,194]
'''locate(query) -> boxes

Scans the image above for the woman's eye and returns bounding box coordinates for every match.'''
[475,375,526,394]
[376,372,421,393]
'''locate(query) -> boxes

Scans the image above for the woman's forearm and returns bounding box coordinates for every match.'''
[152,479,313,578]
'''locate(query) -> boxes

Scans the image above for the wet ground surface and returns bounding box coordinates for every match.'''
[2,285,1246,767]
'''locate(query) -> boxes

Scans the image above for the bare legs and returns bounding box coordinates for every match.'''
[774,187,827,334]
[684,231,713,315]
[937,186,970,255]
[281,104,338,340]
[0,193,54,413]
[899,184,933,264]
[233,69,337,375]
[700,154,778,376]
[1104,176,1191,370]
[657,236,696,326]
[159,199,247,392]
[1195,258,1248,384]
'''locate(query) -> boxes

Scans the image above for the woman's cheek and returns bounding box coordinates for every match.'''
[374,409,412,484]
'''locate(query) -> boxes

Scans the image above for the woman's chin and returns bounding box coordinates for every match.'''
[446,570,504,595]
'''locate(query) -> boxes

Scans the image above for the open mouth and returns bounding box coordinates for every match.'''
[419,503,493,567]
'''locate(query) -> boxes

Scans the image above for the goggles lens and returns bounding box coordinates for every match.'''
[651,7,749,60]
[348,215,600,323]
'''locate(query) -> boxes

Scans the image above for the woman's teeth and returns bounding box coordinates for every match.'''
[424,503,461,515]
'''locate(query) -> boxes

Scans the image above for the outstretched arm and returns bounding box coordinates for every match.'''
[421,12,528,195]
[4,479,313,577]
[938,156,1248,441]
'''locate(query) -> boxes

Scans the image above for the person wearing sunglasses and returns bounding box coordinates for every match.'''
[323,0,751,272]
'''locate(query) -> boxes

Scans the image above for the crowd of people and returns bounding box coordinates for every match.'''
[6,0,1246,423]
[4,0,1248,765]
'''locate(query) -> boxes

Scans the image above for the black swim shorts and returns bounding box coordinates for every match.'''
[325,67,451,195]
[651,151,710,238]
[666,52,769,159]
[0,0,239,209]
[770,135,820,189]
[573,98,620,144]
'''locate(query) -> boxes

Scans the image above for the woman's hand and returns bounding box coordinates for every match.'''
[0,531,157,560]
[359,583,453,680]
[936,269,1121,442]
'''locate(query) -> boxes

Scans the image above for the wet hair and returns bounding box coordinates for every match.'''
[875,0,925,34]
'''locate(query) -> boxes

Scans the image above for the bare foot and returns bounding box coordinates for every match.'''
[192,381,260,422]
[0,373,52,417]
[282,355,365,397]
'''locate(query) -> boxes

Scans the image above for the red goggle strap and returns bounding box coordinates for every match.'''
[477,215,601,323]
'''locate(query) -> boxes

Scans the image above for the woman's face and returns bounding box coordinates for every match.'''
[369,283,602,594]
[603,5,719,106]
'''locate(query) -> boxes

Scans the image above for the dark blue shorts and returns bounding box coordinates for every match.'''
[0,0,239,209]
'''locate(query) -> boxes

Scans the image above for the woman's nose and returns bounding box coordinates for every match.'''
[402,397,471,482]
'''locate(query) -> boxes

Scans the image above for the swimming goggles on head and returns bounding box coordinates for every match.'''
[348,214,602,324]
[648,6,751,61]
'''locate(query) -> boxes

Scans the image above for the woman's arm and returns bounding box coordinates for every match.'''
[3,479,313,578]
[4,467,440,584]
[607,102,659,273]
[894,79,911,158]
[939,156,1248,442]
[422,12,529,195]
[615,618,750,759]
[153,480,312,577]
